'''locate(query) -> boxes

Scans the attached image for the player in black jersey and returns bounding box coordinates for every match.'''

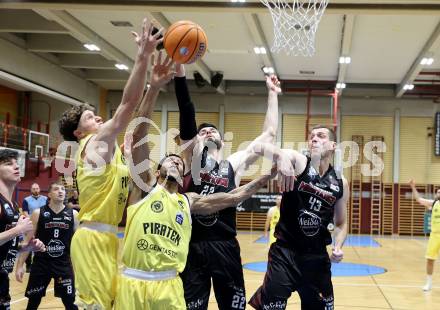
[0,149,45,310]
[174,64,282,309]
[15,181,79,310]
[249,125,350,310]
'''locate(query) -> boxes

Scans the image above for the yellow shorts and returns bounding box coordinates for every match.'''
[114,272,185,310]
[71,227,119,309]
[426,232,440,260]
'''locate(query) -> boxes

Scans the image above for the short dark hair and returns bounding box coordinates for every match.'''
[48,181,65,193]
[197,123,218,133]
[157,153,185,172]
[0,149,18,165]
[59,104,92,141]
[310,124,336,142]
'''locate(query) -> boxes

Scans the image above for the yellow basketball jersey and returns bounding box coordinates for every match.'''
[270,207,280,232]
[431,200,440,233]
[76,134,129,225]
[122,185,192,272]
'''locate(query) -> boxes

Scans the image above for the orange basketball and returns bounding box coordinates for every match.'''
[163,20,208,64]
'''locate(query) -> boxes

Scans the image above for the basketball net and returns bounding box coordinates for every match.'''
[260,0,329,56]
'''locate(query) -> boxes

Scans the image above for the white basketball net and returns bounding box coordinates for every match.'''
[260,0,329,56]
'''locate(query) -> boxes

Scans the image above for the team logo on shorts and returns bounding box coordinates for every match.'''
[137,239,149,250]
[298,209,322,236]
[176,212,184,225]
[151,201,163,213]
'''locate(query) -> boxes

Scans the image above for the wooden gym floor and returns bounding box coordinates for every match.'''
[9,232,440,309]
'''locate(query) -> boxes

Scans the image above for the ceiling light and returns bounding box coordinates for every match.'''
[262,66,274,75]
[336,83,346,89]
[339,56,351,64]
[403,84,414,90]
[253,46,267,54]
[83,43,100,51]
[115,64,129,70]
[421,57,434,66]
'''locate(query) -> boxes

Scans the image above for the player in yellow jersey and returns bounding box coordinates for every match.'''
[57,18,164,309]
[113,52,293,309]
[410,179,440,291]
[264,195,281,246]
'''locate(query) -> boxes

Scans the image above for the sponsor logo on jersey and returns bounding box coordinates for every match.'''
[298,181,336,205]
[176,212,184,225]
[298,209,322,236]
[4,203,13,216]
[151,201,164,213]
[63,216,72,221]
[200,172,229,188]
[1,249,18,272]
[219,160,229,176]
[262,301,287,310]
[142,222,181,246]
[43,211,51,218]
[330,184,340,192]
[136,238,177,258]
[178,200,185,210]
[45,222,69,229]
[46,239,66,258]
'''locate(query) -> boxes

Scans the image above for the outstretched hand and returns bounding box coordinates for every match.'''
[276,153,296,192]
[266,74,281,93]
[150,51,175,89]
[131,18,164,57]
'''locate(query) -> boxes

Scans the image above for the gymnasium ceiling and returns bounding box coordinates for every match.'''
[0,0,439,99]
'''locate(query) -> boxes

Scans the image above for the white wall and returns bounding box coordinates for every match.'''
[106,90,440,117]
[0,37,100,106]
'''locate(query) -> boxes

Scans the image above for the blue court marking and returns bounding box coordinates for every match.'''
[254,235,380,247]
[243,261,386,277]
[117,232,124,239]
[255,235,269,243]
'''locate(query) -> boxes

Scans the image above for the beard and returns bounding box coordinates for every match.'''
[205,137,222,150]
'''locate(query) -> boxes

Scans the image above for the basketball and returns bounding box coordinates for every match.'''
[163,20,208,64]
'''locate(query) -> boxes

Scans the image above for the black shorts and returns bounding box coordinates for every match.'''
[249,241,334,310]
[181,238,246,310]
[0,270,10,310]
[25,259,75,299]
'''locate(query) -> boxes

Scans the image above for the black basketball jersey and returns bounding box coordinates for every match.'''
[275,157,343,253]
[182,157,237,241]
[0,193,19,273]
[34,205,74,262]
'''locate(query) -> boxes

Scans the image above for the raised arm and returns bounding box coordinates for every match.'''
[90,18,162,163]
[409,179,434,209]
[174,64,198,173]
[125,52,175,200]
[188,168,275,215]
[229,75,281,180]
[330,177,349,263]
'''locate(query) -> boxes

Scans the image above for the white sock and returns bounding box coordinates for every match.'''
[423,276,432,291]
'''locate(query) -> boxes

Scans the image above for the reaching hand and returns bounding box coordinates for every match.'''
[15,265,24,282]
[409,178,416,188]
[150,51,175,89]
[266,74,281,93]
[131,18,164,57]
[16,215,33,235]
[330,247,344,263]
[276,153,295,192]
[26,238,46,252]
